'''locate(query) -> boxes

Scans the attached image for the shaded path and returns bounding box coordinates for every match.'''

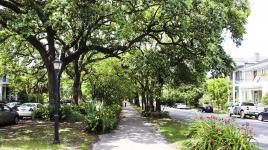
[92,102,173,150]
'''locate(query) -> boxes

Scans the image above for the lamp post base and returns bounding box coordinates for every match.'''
[53,140,60,144]
[53,114,60,144]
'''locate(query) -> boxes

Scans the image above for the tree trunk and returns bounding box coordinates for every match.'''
[156,97,161,112]
[141,88,147,111]
[149,95,154,112]
[72,60,81,105]
[134,92,140,107]
[47,65,57,105]
[140,83,145,110]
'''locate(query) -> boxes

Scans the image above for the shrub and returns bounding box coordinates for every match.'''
[262,93,268,105]
[59,105,84,122]
[84,103,121,133]
[186,116,255,150]
[64,111,85,123]
[32,105,50,120]
[60,105,73,120]
[141,111,169,118]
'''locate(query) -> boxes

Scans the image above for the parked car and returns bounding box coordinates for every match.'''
[0,103,19,125]
[174,103,190,109]
[17,103,40,118]
[228,102,262,119]
[257,108,268,121]
[197,103,213,113]
[6,102,21,109]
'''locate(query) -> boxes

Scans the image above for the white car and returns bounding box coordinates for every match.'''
[6,102,20,109]
[228,102,263,118]
[174,103,190,109]
[17,103,40,118]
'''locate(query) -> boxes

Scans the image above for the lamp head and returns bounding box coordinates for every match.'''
[53,58,62,71]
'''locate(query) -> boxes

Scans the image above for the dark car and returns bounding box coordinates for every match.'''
[197,103,213,113]
[257,108,268,121]
[0,104,19,125]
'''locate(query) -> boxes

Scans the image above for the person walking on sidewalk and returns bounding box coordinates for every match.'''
[123,100,127,107]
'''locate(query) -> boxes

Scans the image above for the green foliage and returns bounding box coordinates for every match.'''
[88,58,135,105]
[32,105,50,120]
[60,105,84,122]
[262,93,268,106]
[186,116,255,150]
[0,0,250,111]
[83,102,122,133]
[33,104,84,122]
[162,84,204,107]
[141,111,169,119]
[206,78,231,109]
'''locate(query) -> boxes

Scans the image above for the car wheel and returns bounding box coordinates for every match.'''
[240,111,245,119]
[258,114,264,121]
[19,116,23,120]
[14,116,19,124]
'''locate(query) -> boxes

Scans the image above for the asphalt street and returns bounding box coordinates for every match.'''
[164,107,268,150]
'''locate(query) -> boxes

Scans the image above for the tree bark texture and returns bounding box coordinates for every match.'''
[72,60,82,105]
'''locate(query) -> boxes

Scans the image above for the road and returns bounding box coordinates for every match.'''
[164,107,268,150]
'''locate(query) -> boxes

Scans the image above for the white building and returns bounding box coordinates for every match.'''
[232,57,268,104]
[0,75,8,101]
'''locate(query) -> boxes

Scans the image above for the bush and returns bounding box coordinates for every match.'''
[32,105,50,120]
[186,116,255,150]
[84,103,121,133]
[141,111,169,118]
[64,111,85,123]
[262,93,268,105]
[60,105,84,122]
[33,101,122,132]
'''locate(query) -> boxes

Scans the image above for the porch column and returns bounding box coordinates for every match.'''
[232,72,236,104]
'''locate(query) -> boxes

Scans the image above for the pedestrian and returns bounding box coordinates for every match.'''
[124,100,127,107]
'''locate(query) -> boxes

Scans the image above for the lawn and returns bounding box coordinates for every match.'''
[152,118,190,150]
[0,120,95,150]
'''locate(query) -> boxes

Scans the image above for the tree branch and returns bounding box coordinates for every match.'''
[0,0,26,13]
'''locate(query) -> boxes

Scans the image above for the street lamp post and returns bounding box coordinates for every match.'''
[53,57,62,144]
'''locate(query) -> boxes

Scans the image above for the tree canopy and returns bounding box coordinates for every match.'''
[0,0,250,104]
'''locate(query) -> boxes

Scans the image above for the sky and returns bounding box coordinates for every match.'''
[223,0,268,60]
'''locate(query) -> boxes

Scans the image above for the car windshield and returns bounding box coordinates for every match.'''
[241,102,254,106]
[21,103,36,107]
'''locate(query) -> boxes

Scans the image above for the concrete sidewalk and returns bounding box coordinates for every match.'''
[92,102,174,150]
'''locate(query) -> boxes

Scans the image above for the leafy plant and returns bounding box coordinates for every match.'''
[186,116,255,150]
[84,103,121,133]
[60,105,84,122]
[141,111,169,119]
[32,105,50,120]
[261,93,268,106]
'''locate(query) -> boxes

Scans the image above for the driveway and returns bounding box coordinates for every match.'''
[164,107,268,149]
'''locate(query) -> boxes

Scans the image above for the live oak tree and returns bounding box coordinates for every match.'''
[0,0,250,104]
[0,36,47,102]
[65,52,116,105]
[123,49,170,111]
[85,57,135,105]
